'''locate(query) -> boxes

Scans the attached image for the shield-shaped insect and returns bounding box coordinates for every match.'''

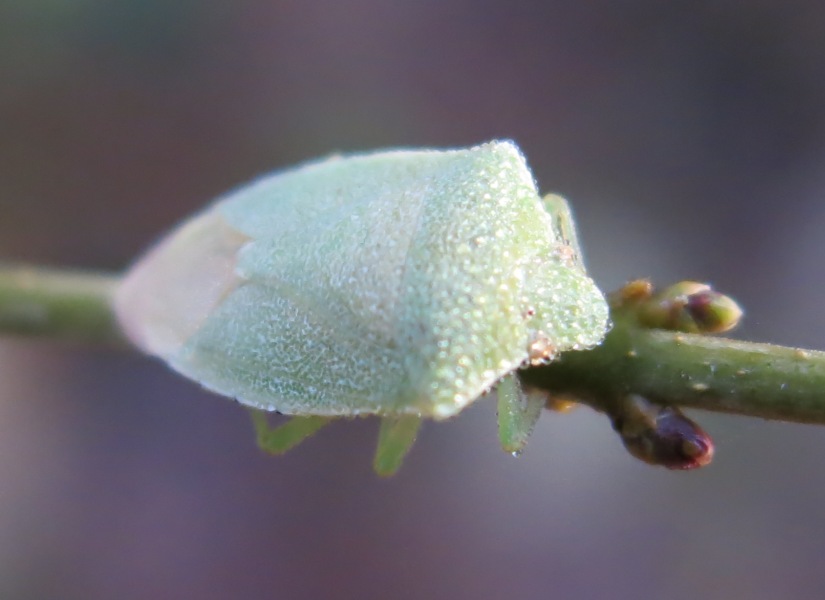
[115,141,609,473]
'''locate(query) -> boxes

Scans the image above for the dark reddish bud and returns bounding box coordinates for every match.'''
[610,395,714,470]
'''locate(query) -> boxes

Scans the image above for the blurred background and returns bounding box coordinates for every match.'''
[2,1,825,598]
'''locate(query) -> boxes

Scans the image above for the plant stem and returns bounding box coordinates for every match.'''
[521,317,825,425]
[0,264,124,345]
[1,263,825,426]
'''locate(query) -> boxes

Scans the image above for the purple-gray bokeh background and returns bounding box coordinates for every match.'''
[2,2,825,598]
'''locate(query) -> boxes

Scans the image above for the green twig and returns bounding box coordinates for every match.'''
[521,316,825,425]
[1,263,824,426]
[0,264,124,345]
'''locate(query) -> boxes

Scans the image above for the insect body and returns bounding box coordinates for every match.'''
[115,141,609,474]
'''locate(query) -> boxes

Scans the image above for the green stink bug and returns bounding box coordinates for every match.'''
[115,141,609,474]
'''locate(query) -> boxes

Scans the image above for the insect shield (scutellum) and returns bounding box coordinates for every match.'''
[115,140,610,474]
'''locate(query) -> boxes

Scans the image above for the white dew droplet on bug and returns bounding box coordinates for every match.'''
[115,140,610,474]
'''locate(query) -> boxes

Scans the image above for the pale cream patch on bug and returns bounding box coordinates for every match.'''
[115,210,250,358]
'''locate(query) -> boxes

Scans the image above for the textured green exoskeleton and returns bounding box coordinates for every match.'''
[115,141,609,474]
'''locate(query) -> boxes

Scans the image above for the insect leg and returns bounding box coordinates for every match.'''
[373,415,422,476]
[497,373,545,454]
[249,409,332,455]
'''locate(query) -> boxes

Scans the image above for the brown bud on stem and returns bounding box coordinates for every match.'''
[609,395,714,470]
